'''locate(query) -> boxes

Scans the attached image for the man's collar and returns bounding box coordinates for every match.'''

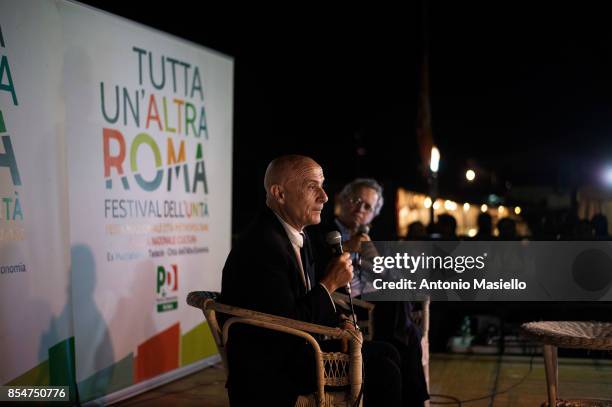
[272,210,304,248]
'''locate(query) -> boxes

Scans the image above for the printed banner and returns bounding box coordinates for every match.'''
[0,0,232,403]
[60,2,232,401]
[0,0,75,398]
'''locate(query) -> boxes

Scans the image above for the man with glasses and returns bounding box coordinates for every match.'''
[310,178,430,407]
[331,178,384,296]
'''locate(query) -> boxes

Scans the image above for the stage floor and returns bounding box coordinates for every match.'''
[112,353,612,406]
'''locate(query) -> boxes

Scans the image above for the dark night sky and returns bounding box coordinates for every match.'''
[80,1,612,232]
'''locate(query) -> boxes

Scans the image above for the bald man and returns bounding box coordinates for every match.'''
[220,155,354,406]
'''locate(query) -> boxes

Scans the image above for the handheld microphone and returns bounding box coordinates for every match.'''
[353,224,370,268]
[356,224,370,235]
[325,230,344,256]
[325,231,358,329]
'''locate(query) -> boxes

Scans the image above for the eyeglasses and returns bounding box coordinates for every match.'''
[348,196,375,213]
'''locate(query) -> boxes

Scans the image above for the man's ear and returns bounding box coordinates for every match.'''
[270,184,285,204]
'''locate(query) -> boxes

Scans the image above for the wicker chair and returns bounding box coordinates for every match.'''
[330,293,431,389]
[521,321,612,407]
[187,291,364,407]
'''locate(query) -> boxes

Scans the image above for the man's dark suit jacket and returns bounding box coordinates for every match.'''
[220,207,339,406]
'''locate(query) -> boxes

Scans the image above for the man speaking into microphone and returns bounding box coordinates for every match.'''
[220,158,405,406]
[219,155,355,406]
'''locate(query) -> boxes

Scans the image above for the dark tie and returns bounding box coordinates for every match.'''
[300,232,312,291]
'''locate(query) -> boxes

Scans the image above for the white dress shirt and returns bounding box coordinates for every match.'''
[272,211,335,309]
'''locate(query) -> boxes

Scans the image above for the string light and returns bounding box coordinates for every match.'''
[430,147,440,173]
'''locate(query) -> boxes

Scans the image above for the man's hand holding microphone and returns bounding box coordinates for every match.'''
[342,224,371,253]
[319,252,353,293]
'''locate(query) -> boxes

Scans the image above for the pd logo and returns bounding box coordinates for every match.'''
[156,265,178,312]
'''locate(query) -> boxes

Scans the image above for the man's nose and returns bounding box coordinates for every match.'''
[319,188,328,203]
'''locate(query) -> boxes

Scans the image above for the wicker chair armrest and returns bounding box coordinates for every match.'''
[187,291,219,309]
[214,302,357,340]
[187,291,356,341]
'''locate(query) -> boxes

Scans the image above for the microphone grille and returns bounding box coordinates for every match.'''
[325,231,342,246]
[357,224,370,235]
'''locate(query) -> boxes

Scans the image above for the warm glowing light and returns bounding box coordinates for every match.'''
[481,204,488,212]
[424,197,432,209]
[399,206,409,219]
[466,169,476,181]
[444,200,457,211]
[514,206,522,215]
[468,228,477,237]
[499,205,505,214]
[433,200,441,210]
[430,146,440,173]
[463,203,470,212]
